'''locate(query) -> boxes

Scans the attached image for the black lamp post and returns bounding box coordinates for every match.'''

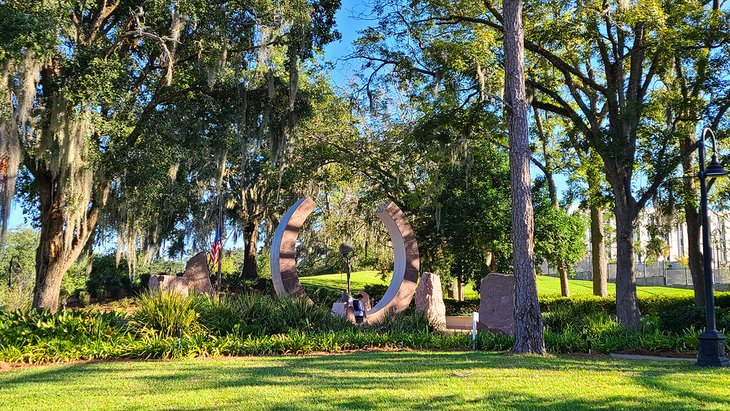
[697,127,730,367]
[339,243,354,296]
[7,256,14,288]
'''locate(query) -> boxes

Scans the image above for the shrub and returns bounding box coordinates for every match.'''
[719,311,730,332]
[0,309,127,353]
[194,293,354,337]
[639,295,695,316]
[638,329,679,352]
[278,297,353,333]
[303,286,342,306]
[131,292,204,338]
[444,299,480,316]
[589,328,642,354]
[476,331,514,351]
[362,283,388,303]
[539,296,615,316]
[87,255,132,300]
[658,305,705,335]
[78,291,91,307]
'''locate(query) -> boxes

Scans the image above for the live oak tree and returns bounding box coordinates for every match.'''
[0,0,341,310]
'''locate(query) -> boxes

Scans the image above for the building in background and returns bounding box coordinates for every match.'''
[543,208,730,290]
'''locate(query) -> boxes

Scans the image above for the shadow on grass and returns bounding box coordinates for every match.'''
[1,352,729,410]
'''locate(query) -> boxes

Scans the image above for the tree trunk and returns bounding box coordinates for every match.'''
[685,205,704,306]
[558,262,570,297]
[504,0,545,354]
[680,138,704,306]
[33,175,72,311]
[613,187,641,328]
[242,219,259,280]
[31,163,105,311]
[590,205,608,297]
[535,107,570,298]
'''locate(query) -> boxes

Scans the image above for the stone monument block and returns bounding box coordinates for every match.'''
[415,272,446,329]
[148,274,190,296]
[148,252,214,296]
[183,252,215,294]
[478,273,515,335]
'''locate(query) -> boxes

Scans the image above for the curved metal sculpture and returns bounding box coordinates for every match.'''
[363,201,420,324]
[270,198,420,323]
[270,197,316,299]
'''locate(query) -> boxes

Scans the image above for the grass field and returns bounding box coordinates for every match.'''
[300,271,695,299]
[1,352,728,410]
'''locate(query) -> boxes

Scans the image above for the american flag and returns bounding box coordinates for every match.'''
[209,223,222,267]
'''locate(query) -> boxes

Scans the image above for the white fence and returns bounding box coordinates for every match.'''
[541,260,730,291]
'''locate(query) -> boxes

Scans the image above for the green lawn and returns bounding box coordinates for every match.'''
[1,352,729,410]
[535,276,695,298]
[300,271,695,299]
[300,270,390,293]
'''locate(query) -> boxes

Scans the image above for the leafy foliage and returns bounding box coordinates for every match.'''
[86,255,132,301]
[0,228,38,311]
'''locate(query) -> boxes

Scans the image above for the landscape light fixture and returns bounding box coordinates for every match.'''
[339,243,354,296]
[697,127,729,367]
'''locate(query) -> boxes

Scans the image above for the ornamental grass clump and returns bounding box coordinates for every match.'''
[131,291,204,338]
[368,309,433,334]
[278,297,354,333]
[195,293,283,335]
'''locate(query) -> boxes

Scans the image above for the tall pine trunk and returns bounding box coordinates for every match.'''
[242,219,259,280]
[590,205,608,297]
[504,0,545,354]
[680,137,704,306]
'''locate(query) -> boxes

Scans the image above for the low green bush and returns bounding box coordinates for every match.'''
[475,331,514,351]
[78,291,91,307]
[87,255,133,300]
[719,312,730,332]
[195,293,281,336]
[443,299,480,315]
[278,297,354,333]
[362,283,388,302]
[658,305,705,335]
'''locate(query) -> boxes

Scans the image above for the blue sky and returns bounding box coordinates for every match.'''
[322,2,372,89]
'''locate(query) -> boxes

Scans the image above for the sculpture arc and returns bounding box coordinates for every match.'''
[270,198,419,324]
[363,201,420,324]
[270,197,316,299]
